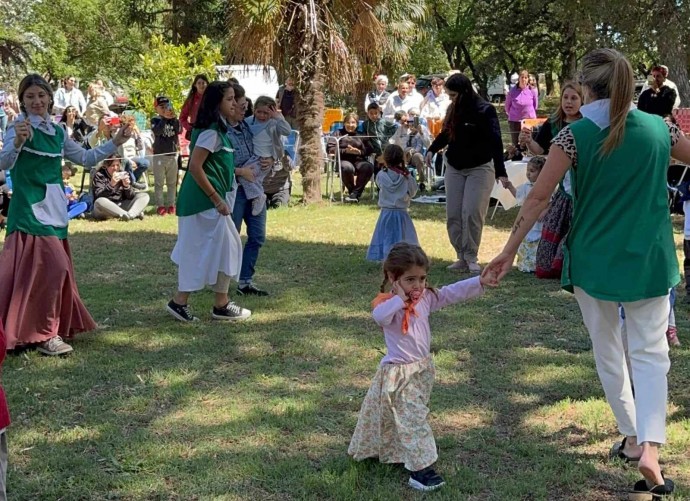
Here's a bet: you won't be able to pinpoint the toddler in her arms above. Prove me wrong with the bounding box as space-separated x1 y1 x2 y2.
244 96 292 216
504 156 546 272
366 144 419 261
349 242 496 491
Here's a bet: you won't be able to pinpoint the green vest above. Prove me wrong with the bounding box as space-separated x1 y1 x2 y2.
562 110 679 301
7 125 69 239
176 125 235 217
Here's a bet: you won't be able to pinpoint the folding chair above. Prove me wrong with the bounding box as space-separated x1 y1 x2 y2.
668 163 690 214
669 109 690 213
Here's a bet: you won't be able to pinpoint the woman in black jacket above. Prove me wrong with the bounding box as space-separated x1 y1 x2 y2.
59 105 92 145
327 112 374 203
426 73 509 274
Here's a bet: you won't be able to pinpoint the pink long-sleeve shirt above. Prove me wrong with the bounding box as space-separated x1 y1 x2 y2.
505 85 538 122
372 276 484 365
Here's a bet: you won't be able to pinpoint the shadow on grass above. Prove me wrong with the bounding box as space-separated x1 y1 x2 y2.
4 230 687 500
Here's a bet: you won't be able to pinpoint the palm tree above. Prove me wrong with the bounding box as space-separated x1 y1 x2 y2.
227 0 390 203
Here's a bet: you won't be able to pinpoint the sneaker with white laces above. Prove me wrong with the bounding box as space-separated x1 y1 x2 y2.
36 336 73 356
212 302 251 321
166 300 200 322
408 466 445 491
251 193 267 216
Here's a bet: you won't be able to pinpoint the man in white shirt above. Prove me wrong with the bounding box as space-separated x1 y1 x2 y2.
420 77 450 119
382 79 417 121
53 76 87 115
404 74 424 109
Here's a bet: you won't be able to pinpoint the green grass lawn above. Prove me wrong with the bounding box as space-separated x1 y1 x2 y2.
1 175 689 500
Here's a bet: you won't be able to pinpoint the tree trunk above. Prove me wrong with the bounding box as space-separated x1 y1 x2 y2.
545 72 554 96
297 76 325 203
558 24 577 85
655 1 690 106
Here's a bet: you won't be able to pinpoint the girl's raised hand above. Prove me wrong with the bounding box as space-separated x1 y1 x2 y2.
13 119 32 149
391 280 408 301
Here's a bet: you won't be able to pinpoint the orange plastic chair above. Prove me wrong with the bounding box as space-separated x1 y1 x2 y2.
520 118 548 130
322 108 344 134
428 117 443 137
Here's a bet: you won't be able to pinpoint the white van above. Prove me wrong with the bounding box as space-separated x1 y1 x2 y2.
215 65 280 104
486 75 509 103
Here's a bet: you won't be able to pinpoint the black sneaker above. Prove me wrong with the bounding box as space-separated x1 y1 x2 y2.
236 284 269 296
344 194 359 203
212 301 251 321
166 300 199 322
408 467 445 491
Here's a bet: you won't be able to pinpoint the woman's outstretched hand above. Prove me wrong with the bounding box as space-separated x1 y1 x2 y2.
481 251 515 285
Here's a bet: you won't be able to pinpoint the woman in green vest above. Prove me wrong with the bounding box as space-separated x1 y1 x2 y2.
0 74 131 356
167 81 250 323
483 49 690 497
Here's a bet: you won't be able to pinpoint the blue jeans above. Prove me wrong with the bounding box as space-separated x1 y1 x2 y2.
124 157 150 182
231 185 266 283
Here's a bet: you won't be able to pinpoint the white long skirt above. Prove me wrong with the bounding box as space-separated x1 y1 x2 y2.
171 203 243 292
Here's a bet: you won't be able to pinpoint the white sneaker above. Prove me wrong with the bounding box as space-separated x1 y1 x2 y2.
251 193 267 216
37 336 73 356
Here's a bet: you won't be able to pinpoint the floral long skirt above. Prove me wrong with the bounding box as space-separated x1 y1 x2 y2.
348 356 437 472
535 190 573 278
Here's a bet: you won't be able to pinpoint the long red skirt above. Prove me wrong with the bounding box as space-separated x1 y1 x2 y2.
0 232 97 349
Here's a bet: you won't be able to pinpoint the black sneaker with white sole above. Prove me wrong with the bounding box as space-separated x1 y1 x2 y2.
408 466 445 491
212 301 251 321
236 284 269 296
166 300 200 322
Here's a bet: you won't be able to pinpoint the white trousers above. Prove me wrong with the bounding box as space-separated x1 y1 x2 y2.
574 287 670 444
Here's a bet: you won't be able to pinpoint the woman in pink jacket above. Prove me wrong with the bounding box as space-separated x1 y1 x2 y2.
505 70 538 145
180 74 209 140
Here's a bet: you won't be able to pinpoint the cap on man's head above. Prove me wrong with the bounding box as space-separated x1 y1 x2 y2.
155 96 170 107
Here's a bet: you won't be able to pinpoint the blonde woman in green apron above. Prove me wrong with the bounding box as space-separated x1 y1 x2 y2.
0 74 131 356
483 50 690 498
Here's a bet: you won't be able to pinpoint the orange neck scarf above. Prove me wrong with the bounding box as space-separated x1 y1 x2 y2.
372 293 419 335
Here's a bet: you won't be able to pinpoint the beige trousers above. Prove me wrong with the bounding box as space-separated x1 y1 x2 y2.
153 154 178 207
575 287 670 444
444 160 495 263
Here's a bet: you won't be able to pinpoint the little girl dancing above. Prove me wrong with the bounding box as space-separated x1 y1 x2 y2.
366 144 419 262
348 242 496 491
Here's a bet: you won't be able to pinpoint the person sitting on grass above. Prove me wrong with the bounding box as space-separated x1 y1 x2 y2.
349 242 495 491
92 155 149 221
62 163 88 219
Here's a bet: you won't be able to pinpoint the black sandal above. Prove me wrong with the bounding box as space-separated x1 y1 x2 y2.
610 437 641 464
628 477 675 500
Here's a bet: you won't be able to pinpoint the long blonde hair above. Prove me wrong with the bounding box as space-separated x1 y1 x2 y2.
579 49 634 155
